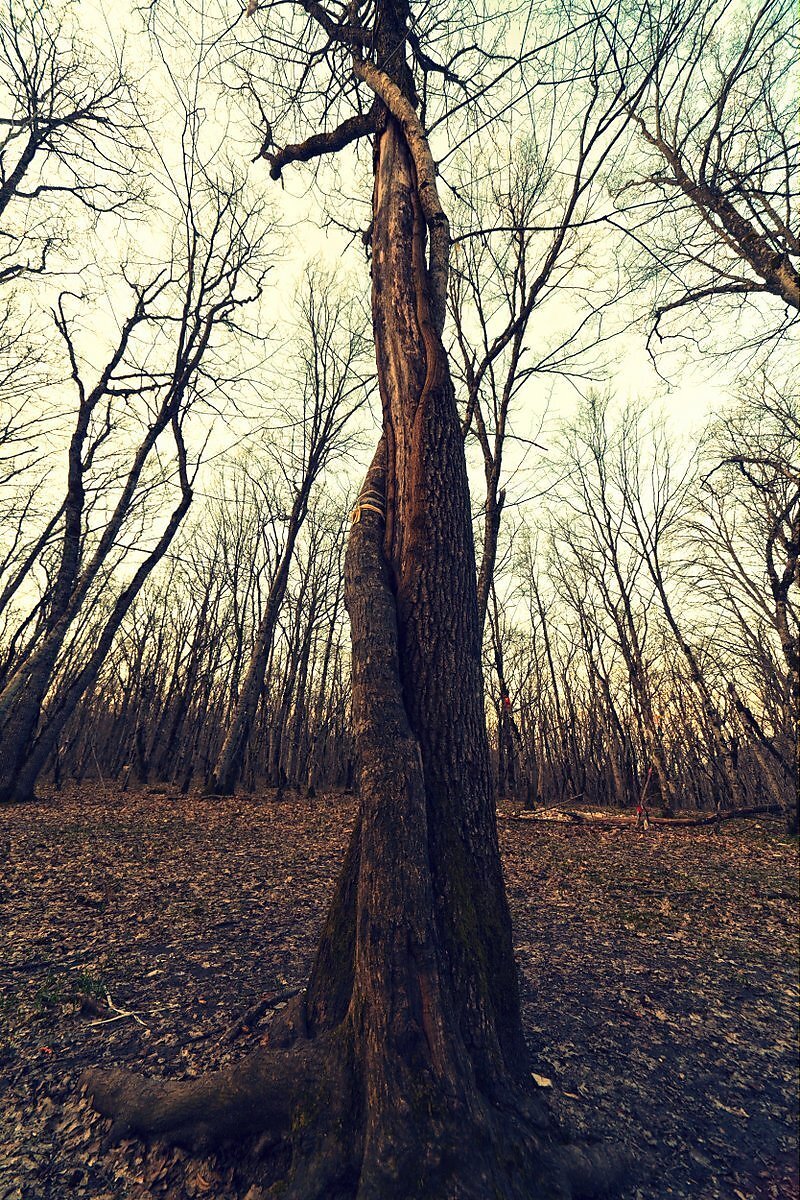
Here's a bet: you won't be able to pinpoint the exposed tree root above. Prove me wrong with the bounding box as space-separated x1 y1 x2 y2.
218 987 303 1045
83 1028 627 1199
83 1040 322 1150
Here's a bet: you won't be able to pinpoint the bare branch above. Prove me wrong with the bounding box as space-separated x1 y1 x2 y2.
258 104 378 175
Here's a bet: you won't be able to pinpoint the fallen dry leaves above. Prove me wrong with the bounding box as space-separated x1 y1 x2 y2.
0 785 797 1200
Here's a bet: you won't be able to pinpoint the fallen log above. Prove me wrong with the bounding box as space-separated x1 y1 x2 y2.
498 804 782 829
653 804 781 828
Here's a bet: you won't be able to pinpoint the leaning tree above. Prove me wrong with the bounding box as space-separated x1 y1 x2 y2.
595 0 799 356
85 2 623 1196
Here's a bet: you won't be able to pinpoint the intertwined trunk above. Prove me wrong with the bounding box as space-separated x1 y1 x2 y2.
369 115 528 1077
83 73 622 1200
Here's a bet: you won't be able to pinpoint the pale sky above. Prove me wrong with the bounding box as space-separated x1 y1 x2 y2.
7 0 772 533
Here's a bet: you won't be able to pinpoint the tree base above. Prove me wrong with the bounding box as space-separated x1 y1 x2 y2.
0 790 43 806
83 1011 627 1200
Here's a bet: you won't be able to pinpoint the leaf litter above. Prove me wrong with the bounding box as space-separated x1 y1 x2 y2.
0 785 797 1200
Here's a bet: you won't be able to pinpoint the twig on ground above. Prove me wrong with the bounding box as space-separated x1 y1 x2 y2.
88 989 150 1028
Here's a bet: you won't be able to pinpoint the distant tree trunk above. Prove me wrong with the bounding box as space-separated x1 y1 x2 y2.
730 684 798 836
640 541 746 811
266 586 309 795
209 490 308 795
9 475 193 801
284 617 315 788
487 591 518 801
149 590 212 780
305 574 342 795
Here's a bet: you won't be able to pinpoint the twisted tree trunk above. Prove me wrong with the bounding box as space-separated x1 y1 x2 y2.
83 89 623 1200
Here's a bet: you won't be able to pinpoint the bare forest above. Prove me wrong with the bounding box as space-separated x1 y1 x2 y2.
0 0 797 1198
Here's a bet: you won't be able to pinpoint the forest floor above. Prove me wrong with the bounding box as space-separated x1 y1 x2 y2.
0 786 797 1200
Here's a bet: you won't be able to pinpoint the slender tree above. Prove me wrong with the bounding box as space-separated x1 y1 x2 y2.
208 268 369 795
613 406 747 811
0 164 271 804
698 379 799 831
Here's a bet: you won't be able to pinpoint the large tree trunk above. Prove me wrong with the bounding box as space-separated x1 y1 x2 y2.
83 95 622 1200
85 439 616 1197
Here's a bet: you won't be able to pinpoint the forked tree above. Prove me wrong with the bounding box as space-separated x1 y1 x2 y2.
85 3 622 1197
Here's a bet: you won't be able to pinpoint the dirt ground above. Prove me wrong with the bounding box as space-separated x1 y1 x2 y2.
1 786 798 1200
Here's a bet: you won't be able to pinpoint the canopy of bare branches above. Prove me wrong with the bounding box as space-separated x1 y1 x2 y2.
0 0 796 1197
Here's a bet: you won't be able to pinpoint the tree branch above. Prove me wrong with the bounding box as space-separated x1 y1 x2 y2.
293 0 368 46
650 281 764 344
258 105 378 176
